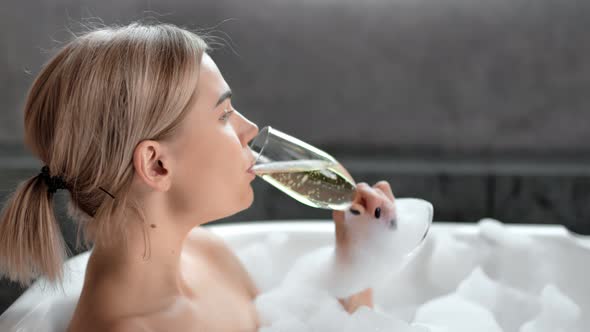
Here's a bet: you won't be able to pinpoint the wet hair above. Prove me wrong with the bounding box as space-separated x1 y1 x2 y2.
0 22 208 285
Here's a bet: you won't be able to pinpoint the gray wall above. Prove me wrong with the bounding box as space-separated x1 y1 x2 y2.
2 0 590 227
2 0 590 152
2 0 590 313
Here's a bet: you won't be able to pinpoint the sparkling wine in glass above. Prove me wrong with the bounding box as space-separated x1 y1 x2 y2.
249 127 356 211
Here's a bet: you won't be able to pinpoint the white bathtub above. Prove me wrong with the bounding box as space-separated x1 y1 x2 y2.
1 221 589 331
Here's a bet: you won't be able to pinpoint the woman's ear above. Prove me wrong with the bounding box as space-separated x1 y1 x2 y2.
132 140 172 192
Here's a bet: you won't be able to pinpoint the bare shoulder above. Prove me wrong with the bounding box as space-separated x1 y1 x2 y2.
186 226 232 255
102 297 209 332
186 226 242 266
186 227 259 297
72 307 203 332
104 318 151 332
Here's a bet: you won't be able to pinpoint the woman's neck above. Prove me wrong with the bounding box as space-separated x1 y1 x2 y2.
83 205 201 311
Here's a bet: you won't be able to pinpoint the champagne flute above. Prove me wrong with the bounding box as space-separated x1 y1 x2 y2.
249 126 432 253
249 126 356 211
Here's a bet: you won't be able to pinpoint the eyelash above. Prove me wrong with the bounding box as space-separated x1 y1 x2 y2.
220 109 234 122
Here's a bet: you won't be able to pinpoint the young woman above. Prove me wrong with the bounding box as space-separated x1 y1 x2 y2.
0 22 396 332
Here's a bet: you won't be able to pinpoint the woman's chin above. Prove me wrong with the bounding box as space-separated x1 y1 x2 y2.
226 190 255 218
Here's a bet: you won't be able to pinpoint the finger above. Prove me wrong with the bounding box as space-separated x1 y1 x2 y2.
373 182 397 227
348 183 369 215
371 186 392 204
373 181 394 202
373 187 396 221
354 183 385 219
372 187 396 219
372 184 395 213
332 209 345 223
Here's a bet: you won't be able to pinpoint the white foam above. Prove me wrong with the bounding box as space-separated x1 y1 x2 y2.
236 232 293 292
250 217 587 332
414 294 502 332
519 284 581 332
258 316 309 332
236 242 276 292
426 233 484 293
479 224 551 293
345 306 417 332
456 267 540 331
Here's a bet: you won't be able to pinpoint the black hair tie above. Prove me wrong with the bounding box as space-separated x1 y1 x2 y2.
39 166 68 194
39 166 115 199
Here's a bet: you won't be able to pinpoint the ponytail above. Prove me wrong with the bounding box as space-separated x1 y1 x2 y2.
0 173 68 286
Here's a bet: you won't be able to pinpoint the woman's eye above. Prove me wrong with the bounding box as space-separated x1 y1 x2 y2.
220 109 234 121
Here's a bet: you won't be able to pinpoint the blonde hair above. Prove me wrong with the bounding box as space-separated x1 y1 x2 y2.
0 22 208 285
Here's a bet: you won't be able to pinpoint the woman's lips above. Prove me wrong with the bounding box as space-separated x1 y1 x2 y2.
247 162 256 173
247 165 256 176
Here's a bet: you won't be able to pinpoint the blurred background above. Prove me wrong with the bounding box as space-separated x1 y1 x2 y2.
1 0 590 313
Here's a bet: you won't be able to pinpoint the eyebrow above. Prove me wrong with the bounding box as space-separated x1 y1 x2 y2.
215 89 232 107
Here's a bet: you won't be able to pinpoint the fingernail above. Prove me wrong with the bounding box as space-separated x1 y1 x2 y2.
350 208 361 215
374 207 381 219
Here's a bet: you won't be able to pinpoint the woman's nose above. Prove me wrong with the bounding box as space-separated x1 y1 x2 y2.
236 112 259 146
245 122 259 146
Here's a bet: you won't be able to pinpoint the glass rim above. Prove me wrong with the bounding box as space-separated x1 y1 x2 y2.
403 202 433 257
249 125 271 165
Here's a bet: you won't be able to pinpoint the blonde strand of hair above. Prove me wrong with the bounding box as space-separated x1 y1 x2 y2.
0 176 67 286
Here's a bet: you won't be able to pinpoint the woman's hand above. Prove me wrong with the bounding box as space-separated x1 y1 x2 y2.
332 181 397 250
331 180 396 313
